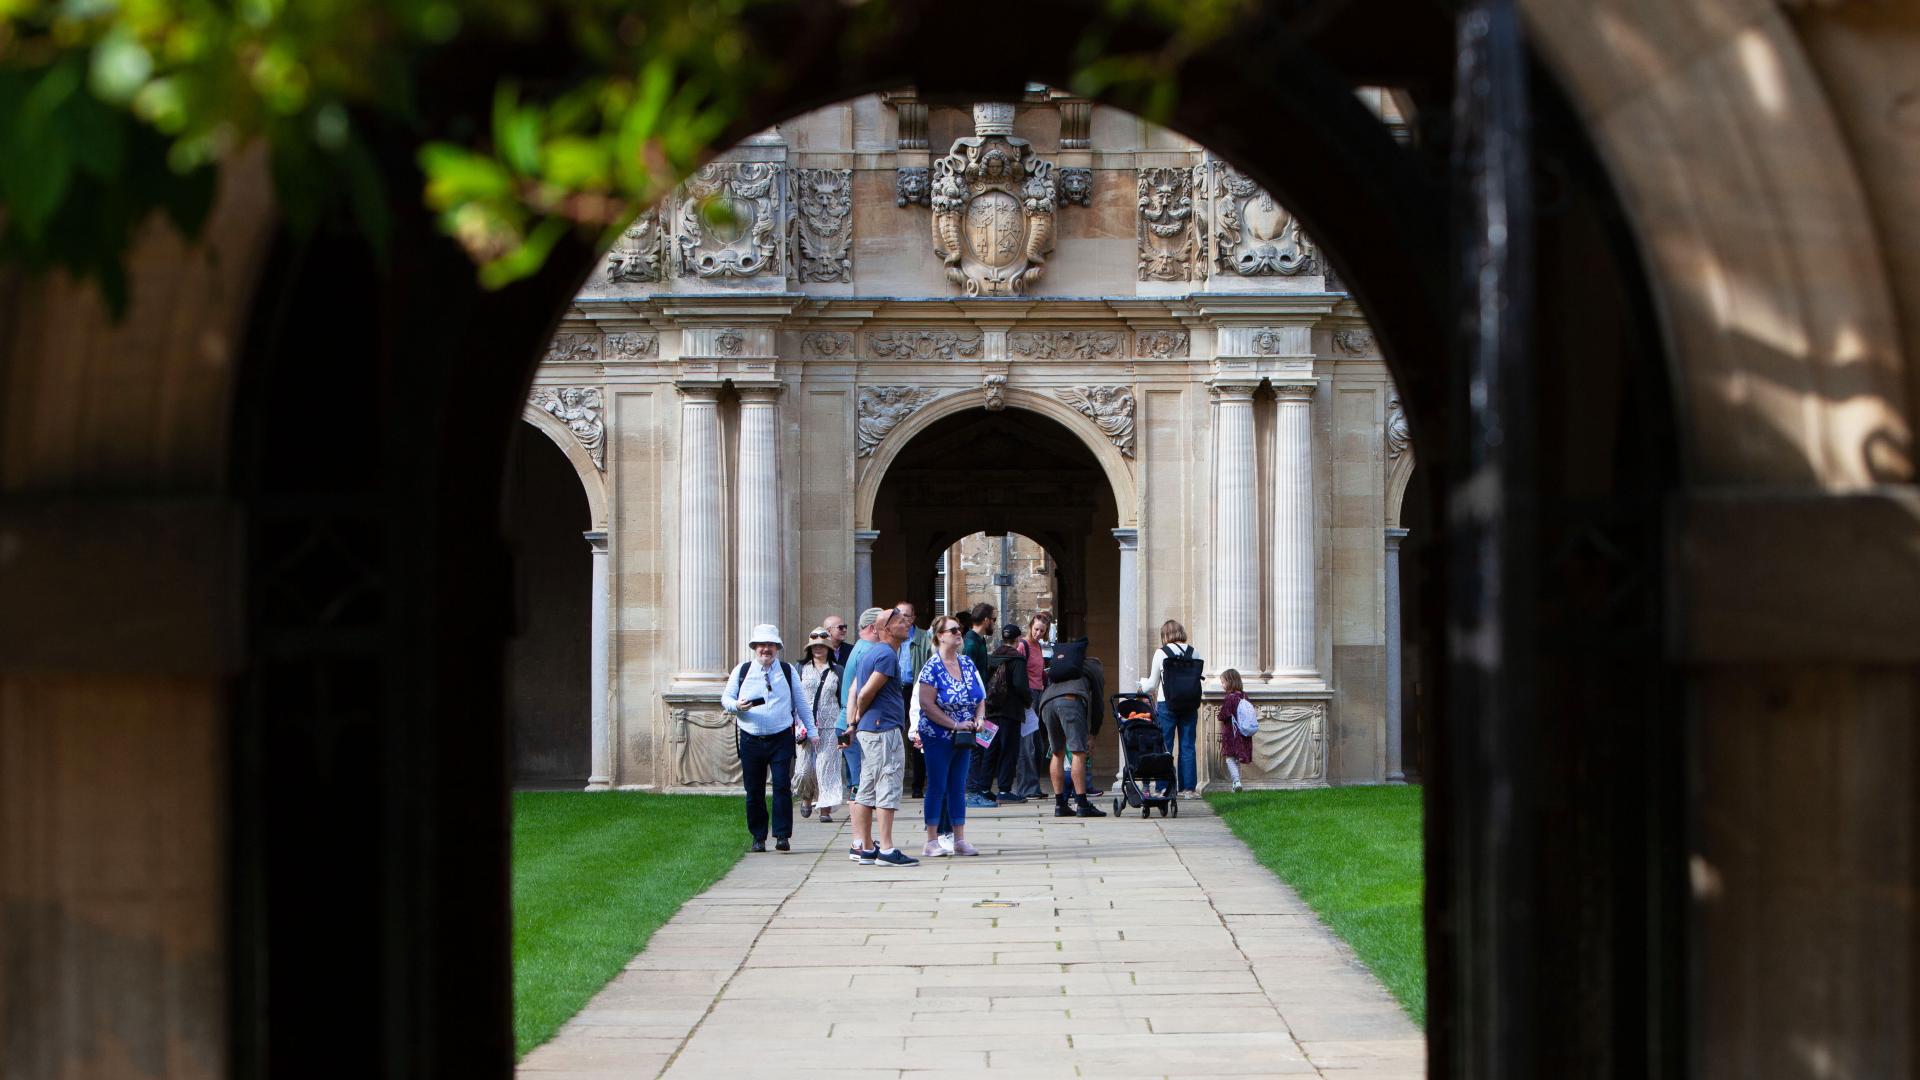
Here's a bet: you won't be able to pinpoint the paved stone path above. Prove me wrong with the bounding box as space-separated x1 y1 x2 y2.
518 797 1424 1079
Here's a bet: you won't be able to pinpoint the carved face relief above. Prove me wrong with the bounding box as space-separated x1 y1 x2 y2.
1136 167 1202 282
606 208 663 283
792 168 853 283
1056 167 1093 208
895 167 930 208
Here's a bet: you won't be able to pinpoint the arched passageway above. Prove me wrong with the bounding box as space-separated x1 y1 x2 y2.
501 424 592 787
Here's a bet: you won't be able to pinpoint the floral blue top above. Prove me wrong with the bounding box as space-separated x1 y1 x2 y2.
916 654 985 740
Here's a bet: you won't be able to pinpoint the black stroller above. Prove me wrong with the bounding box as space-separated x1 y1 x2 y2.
1113 692 1177 818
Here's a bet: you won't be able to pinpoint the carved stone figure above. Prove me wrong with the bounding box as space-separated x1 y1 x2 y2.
857 386 938 457
1057 385 1136 457
1214 163 1311 276
895 167 930 208
715 329 745 356
544 333 599 364
1386 396 1410 460
983 374 1008 412
1057 167 1093 208
676 161 782 278
1333 328 1377 355
869 330 982 360
791 168 854 283
1137 166 1203 282
1135 330 1190 358
801 332 856 357
1251 329 1287 355
530 386 606 470
671 707 742 787
606 208 663 283
1009 330 1124 360
930 103 1059 296
605 332 658 359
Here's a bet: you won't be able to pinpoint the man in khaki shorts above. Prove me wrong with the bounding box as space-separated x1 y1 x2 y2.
847 607 919 867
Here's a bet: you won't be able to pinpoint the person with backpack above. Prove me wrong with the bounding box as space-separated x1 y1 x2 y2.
1217 668 1258 793
722 624 814 852
1039 649 1109 818
1140 619 1205 797
980 623 1032 802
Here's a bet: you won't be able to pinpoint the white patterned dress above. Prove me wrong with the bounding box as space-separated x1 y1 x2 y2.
796 662 845 812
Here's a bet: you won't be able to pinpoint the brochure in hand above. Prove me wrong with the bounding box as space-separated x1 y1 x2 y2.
975 719 1000 750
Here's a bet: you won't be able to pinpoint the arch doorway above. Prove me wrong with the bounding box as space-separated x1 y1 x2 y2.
501 425 592 787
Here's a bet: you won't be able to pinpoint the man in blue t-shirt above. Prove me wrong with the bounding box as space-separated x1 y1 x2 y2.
847 607 918 867
838 607 885 799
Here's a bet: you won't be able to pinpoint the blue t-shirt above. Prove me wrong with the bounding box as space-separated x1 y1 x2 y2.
837 638 877 731
852 643 906 733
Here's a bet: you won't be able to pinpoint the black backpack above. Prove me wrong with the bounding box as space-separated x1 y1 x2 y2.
1160 644 1204 709
1049 637 1088 683
732 660 801 717
985 653 1029 712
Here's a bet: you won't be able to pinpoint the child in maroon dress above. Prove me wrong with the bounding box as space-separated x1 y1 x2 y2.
1217 668 1256 792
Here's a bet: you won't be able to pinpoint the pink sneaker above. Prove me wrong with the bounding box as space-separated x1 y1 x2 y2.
921 840 949 857
952 839 980 856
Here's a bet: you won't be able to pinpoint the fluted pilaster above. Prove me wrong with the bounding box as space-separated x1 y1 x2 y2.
584 530 612 789
1385 526 1409 782
1272 381 1318 679
1210 381 1260 675
736 383 784 651
676 383 725 679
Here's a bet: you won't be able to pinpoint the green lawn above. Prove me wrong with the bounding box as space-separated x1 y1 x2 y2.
512 791 744 1058
1206 785 1426 1024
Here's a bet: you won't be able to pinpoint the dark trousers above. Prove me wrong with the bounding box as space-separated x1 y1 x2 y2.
739 730 796 841
969 714 1022 794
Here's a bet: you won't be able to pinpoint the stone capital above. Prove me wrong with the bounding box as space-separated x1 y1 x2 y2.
1209 380 1260 402
674 381 724 402
853 529 881 551
735 382 785 404
1272 380 1318 402
1385 526 1410 550
1111 527 1139 551
582 529 609 552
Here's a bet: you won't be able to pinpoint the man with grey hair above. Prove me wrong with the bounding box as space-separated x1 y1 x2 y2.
837 607 887 816
722 624 813 851
848 607 918 866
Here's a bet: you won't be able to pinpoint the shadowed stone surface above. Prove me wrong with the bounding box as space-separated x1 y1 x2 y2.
517 798 1424 1078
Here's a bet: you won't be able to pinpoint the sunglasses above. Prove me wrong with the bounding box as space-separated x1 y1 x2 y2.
809 633 828 640
940 625 965 636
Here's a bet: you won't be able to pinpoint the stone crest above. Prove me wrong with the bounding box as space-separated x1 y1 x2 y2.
869 330 982 360
1135 330 1190 358
895 166 930 208
605 207 663 283
530 386 606 470
1214 164 1311 276
930 104 1059 296
1057 385 1136 457
1136 166 1204 282
676 161 782 278
1009 330 1124 360
791 168 854 283
544 333 600 364
856 386 938 457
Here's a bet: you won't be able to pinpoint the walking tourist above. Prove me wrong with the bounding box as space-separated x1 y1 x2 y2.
1140 619 1205 797
982 623 1031 802
721 624 813 852
849 608 919 867
961 603 1000 808
894 601 934 797
917 615 988 857
799 627 845 821
823 613 853 667
840 607 887 798
1039 651 1109 818
1013 612 1052 798
1217 668 1257 793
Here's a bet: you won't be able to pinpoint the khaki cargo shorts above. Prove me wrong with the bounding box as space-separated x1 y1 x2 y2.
855 728 905 810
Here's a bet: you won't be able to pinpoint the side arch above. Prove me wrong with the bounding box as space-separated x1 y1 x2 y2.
1387 453 1415 529
521 404 609 530
854 386 1138 530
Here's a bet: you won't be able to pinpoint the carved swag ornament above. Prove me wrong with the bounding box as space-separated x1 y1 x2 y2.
930 104 1060 296
1214 163 1311 276
791 168 853 283
856 386 938 458
1137 166 1204 282
530 387 606 470
869 330 981 360
1009 330 1123 360
1057 385 1136 458
676 161 781 278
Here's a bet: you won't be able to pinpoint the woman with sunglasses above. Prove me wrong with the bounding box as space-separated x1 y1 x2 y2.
915 615 988 857
798 627 846 822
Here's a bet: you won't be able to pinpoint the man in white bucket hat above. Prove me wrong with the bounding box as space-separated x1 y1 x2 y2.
722 624 813 852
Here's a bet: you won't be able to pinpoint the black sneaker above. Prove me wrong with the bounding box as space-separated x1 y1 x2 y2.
1053 797 1075 818
850 845 878 864
873 848 920 867
775 838 791 852
997 791 1029 803
1075 798 1109 818
751 839 767 852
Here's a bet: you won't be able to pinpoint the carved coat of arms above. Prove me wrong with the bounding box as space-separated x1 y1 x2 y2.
930 103 1059 296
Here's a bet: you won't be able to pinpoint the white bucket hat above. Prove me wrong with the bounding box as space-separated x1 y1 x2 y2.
746 623 784 649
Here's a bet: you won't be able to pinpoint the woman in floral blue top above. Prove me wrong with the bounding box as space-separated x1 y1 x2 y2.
915 614 987 857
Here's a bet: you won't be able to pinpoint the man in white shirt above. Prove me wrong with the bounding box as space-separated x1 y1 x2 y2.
722 624 813 852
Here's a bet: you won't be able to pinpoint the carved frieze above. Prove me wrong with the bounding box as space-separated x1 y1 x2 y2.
895 167 930 208
857 386 938 458
1333 328 1377 355
675 161 782 278
1009 330 1124 360
671 707 742 787
1214 163 1311 276
1249 702 1327 783
1386 396 1410 460
983 374 1008 412
606 208 664 283
544 333 600 364
1137 166 1204 282
1056 167 1093 208
869 330 982 360
529 386 606 470
1135 330 1191 358
605 332 658 359
930 103 1059 296
801 332 857 357
791 168 853 283
1057 385 1136 457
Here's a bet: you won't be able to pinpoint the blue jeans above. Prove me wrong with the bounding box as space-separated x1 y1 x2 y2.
842 731 862 794
921 735 971 828
1155 702 1198 793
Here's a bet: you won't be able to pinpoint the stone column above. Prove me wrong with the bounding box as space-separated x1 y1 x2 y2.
583 530 612 790
676 383 726 680
1385 526 1410 782
854 530 880 617
1112 528 1140 690
1210 381 1260 674
1272 381 1318 679
735 383 783 648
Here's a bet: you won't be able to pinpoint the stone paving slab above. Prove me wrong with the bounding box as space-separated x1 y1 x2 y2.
518 797 1424 1079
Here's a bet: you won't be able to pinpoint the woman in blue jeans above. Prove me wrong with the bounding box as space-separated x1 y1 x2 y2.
916 615 987 857
1139 619 1200 795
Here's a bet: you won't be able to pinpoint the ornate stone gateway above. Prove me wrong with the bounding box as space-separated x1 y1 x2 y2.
929 103 1061 296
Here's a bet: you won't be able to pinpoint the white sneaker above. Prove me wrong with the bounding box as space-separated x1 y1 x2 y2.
938 832 956 854
1179 789 1199 799
1232 781 1243 793
921 840 949 857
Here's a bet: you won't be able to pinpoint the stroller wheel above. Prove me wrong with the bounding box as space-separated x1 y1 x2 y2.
1113 797 1123 816
1157 802 1168 817
1141 804 1151 819
1170 799 1179 818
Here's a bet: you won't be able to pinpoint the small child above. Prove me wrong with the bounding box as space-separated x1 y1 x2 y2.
1217 668 1257 792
